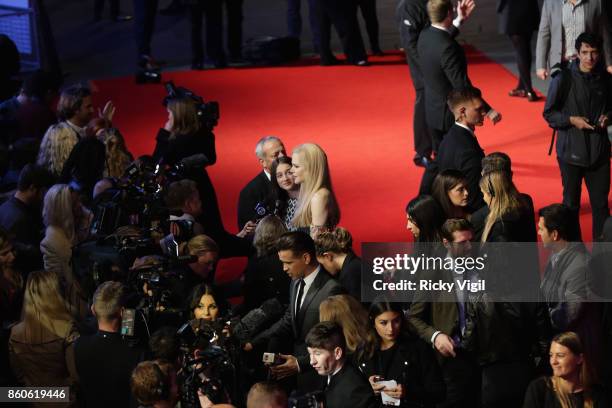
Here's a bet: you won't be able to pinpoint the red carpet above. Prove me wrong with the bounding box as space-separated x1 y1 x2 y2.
92 50 608 280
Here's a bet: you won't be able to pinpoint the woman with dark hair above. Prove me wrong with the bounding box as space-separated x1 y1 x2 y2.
270 156 300 231
432 169 470 219
361 299 445 407
188 283 228 322
405 195 445 243
523 332 609 408
60 136 107 204
0 229 22 326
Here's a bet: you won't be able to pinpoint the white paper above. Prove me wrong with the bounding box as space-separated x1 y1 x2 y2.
377 380 401 406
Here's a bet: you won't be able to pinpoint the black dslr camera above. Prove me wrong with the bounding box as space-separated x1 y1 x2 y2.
163 81 220 131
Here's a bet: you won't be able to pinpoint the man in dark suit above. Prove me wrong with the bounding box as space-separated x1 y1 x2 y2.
417 0 501 153
74 282 145 408
421 87 487 211
237 136 286 230
248 231 345 393
306 321 380 408
397 0 475 166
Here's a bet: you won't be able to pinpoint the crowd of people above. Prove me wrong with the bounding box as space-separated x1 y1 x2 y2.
0 0 611 407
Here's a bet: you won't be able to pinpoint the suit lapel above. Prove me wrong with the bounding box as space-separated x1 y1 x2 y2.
290 279 300 335
297 270 327 327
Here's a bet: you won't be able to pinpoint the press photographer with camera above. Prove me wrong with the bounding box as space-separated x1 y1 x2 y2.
153 84 253 258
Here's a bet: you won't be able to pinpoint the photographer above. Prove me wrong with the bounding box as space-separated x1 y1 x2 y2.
165 178 205 237
153 93 252 258
74 281 146 408
543 32 612 241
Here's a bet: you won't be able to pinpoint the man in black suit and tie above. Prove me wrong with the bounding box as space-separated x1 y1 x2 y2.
417 0 501 154
237 136 286 229
247 231 345 393
421 87 487 211
306 321 380 408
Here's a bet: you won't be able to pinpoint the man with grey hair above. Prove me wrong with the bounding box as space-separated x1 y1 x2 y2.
74 281 145 408
237 136 286 229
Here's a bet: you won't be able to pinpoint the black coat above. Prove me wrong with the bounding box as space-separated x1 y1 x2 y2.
237 171 275 230
239 251 291 315
417 27 489 132
360 336 446 408
436 124 485 211
325 363 381 408
74 331 145 408
496 0 540 35
339 251 362 301
0 196 44 272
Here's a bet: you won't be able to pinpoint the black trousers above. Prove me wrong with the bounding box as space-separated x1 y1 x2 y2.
404 50 432 158
356 0 380 52
94 0 119 19
312 0 367 63
191 0 243 64
438 350 481 408
558 158 611 240
509 32 534 92
133 0 158 57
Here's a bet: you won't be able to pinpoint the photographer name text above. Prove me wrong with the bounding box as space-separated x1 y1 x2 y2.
372 279 486 293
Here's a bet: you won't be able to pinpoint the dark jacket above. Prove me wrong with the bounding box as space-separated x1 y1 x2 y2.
74 330 145 408
417 28 490 132
239 251 291 315
523 377 610 408
472 193 535 242
543 60 612 168
436 124 485 211
237 171 275 230
325 363 381 408
496 0 540 35
360 335 446 407
338 251 362 301
0 196 44 272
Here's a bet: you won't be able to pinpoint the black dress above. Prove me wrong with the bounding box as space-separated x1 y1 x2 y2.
360 335 446 408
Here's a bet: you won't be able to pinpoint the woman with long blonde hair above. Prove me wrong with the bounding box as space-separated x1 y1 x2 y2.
41 184 89 319
479 170 533 243
319 294 377 365
291 143 340 238
37 122 79 179
8 270 78 407
523 332 607 408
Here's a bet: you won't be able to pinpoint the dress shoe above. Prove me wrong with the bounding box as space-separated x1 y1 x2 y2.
526 91 540 102
354 59 369 67
320 56 341 66
413 154 432 168
508 88 527 97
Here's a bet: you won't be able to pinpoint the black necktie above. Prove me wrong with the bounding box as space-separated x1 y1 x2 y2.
295 279 305 316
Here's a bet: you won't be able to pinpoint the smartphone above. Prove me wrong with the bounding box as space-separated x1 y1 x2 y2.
262 352 283 366
121 308 136 337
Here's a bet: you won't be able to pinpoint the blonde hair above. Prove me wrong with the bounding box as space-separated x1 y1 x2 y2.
167 97 200 138
37 123 79 177
315 227 352 256
92 281 125 320
43 184 75 243
291 143 340 228
187 234 219 256
319 295 377 363
253 215 287 257
549 332 594 408
427 0 452 23
479 171 524 243
22 270 73 338
102 129 133 178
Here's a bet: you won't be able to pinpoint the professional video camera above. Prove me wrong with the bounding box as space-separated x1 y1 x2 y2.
177 319 237 408
163 81 220 131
